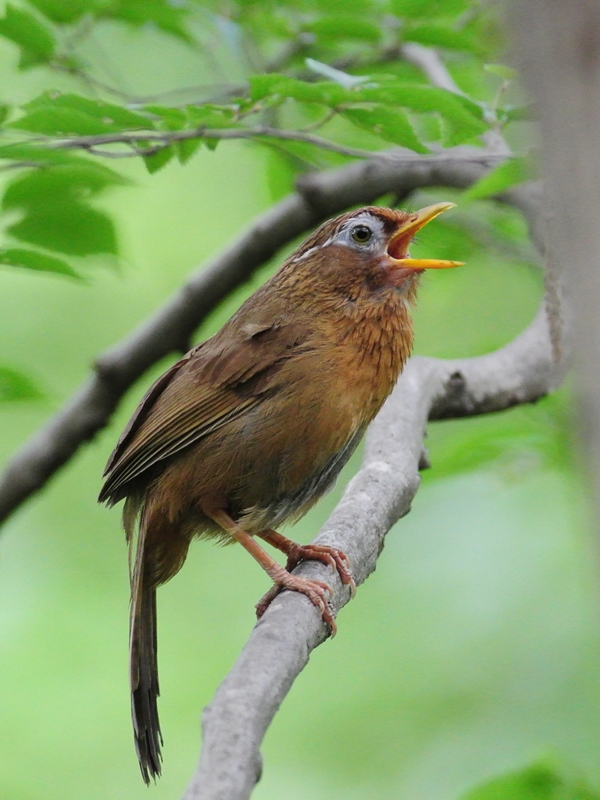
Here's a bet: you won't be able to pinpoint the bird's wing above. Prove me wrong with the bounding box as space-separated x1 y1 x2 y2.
98 321 311 504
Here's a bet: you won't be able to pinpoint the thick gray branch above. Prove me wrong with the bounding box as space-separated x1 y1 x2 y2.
183 304 562 800
0 148 503 525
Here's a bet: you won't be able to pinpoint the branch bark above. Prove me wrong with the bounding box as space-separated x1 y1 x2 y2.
0 148 504 526
183 301 563 800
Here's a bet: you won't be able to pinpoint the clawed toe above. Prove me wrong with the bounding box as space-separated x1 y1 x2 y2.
286 544 356 598
255 571 337 635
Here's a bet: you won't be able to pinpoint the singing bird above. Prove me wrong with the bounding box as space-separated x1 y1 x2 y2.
99 202 463 782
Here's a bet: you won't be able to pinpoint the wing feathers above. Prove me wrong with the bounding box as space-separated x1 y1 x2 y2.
99 320 313 504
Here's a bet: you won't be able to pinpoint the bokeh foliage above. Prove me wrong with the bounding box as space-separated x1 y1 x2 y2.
0 1 595 799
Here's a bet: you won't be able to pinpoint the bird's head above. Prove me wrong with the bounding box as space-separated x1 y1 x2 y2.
281 203 463 305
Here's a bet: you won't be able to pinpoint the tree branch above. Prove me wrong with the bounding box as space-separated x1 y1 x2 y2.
23 126 504 164
182 300 564 800
0 148 505 526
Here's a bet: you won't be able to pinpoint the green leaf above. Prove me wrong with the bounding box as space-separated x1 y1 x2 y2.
11 92 153 136
264 146 299 202
463 157 533 201
28 0 95 24
459 764 600 800
0 104 10 126
391 0 469 18
342 106 428 152
7 203 117 256
144 105 187 130
357 83 486 144
249 74 348 107
0 248 80 278
0 366 44 402
98 0 193 44
185 104 237 128
304 14 381 43
0 4 56 69
3 162 128 210
0 143 78 164
403 21 479 53
175 138 201 165
143 145 174 174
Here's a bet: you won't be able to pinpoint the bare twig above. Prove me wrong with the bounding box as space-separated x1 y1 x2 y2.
38 125 382 160
183 300 563 800
20 125 503 164
0 148 506 526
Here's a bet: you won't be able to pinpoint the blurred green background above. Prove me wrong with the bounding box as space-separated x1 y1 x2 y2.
1 2 599 799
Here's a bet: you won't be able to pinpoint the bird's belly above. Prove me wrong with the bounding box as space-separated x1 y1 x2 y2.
239 423 365 532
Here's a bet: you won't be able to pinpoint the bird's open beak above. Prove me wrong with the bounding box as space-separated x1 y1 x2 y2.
387 202 465 270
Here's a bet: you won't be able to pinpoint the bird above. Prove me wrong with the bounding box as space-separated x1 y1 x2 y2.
99 202 463 783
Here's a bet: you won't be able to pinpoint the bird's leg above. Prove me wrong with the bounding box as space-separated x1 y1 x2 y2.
206 509 337 635
257 528 356 598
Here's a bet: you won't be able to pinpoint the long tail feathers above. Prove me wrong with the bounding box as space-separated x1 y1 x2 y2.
129 524 162 783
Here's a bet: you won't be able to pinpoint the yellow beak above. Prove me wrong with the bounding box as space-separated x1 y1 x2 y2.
387 202 465 270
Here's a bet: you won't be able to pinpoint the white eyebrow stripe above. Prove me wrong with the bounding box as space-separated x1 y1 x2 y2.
289 237 336 263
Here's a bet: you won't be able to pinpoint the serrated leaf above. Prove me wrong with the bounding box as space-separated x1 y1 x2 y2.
11 92 153 136
175 138 201 165
357 83 486 143
3 162 128 211
28 0 94 24
0 143 78 164
403 21 479 53
0 247 80 278
8 203 117 256
250 74 348 107
342 106 428 152
463 157 533 201
143 145 174 173
185 104 237 128
0 366 44 402
0 4 56 69
144 105 187 130
305 14 381 43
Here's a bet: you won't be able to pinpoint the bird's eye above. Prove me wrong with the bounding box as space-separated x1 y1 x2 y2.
351 225 373 244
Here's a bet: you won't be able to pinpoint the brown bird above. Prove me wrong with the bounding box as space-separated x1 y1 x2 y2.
99 202 463 782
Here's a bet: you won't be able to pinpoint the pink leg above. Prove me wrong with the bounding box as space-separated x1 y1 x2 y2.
258 528 356 597
206 510 337 635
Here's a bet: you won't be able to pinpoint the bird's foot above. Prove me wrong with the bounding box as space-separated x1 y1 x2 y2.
255 567 337 635
284 543 356 598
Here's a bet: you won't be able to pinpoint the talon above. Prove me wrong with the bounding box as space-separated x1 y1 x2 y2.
286 543 356 599
256 570 337 635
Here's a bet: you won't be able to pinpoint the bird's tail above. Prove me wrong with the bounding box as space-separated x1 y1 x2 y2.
127 498 192 783
130 539 162 784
